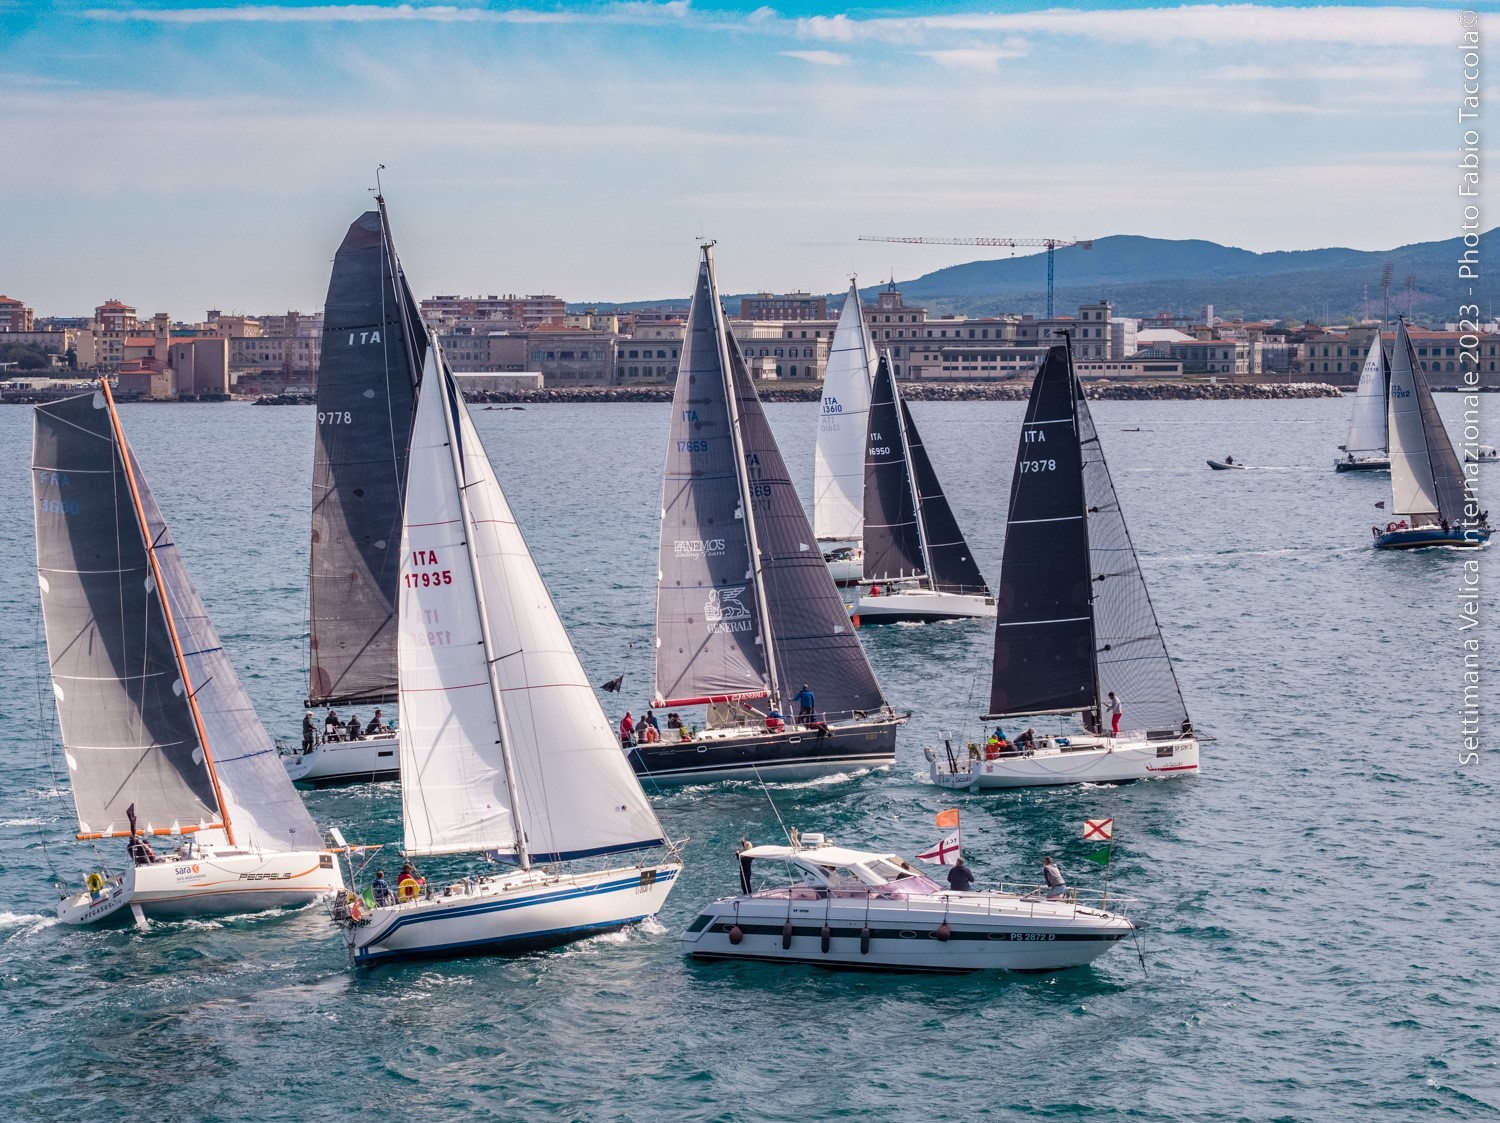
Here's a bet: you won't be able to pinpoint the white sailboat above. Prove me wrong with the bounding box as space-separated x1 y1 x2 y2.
853 352 995 624
926 339 1200 789
34 384 344 924
337 343 679 965
814 280 877 586
1335 334 1390 472
1372 321 1491 549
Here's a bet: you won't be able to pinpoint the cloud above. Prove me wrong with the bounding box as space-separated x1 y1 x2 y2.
83 1 693 25
780 49 851 66
919 42 1028 72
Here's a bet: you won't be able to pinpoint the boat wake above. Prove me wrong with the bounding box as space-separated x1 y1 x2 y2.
0 911 59 934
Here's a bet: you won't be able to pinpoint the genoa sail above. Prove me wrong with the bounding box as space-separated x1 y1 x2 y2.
862 354 926 582
308 201 426 708
813 280 876 543
1343 335 1388 458
1388 321 1466 526
989 347 1096 720
903 398 987 596
401 347 666 861
654 250 770 709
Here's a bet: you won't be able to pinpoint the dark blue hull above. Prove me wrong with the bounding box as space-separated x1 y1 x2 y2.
627 719 901 785
1374 527 1491 550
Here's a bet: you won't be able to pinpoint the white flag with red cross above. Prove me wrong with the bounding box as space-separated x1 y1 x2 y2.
1083 818 1114 841
917 832 961 866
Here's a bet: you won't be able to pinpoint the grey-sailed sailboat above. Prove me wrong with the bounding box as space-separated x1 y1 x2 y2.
35 383 344 925
926 339 1200 789
853 351 994 623
626 245 906 785
284 197 426 785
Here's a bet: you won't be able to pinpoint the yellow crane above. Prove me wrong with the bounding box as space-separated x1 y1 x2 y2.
858 235 1094 318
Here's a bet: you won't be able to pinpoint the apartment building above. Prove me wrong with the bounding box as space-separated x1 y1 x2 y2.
0 295 34 333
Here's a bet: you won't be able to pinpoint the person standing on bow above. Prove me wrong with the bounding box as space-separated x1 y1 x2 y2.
794 684 816 725
1106 692 1123 737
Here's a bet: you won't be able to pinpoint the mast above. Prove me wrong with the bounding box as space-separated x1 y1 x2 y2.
102 379 235 846
707 244 783 710
433 352 531 870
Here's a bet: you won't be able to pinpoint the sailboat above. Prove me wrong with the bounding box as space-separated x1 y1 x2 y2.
926 339 1200 789
1373 320 1490 549
336 342 679 965
35 383 344 925
284 199 426 785
853 352 995 624
814 280 877 586
1335 334 1390 472
626 245 906 786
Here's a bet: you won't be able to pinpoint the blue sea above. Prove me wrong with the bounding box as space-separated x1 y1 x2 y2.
0 396 1493 1121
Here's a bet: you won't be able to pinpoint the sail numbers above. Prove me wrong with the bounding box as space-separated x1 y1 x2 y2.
1019 459 1057 473
405 549 452 587
318 411 353 424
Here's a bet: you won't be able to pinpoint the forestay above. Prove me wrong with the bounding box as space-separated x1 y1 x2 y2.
1388 321 1466 525
655 252 769 709
1344 335 1388 457
33 391 222 839
402 349 665 862
989 347 1096 720
813 280 876 543
309 202 426 708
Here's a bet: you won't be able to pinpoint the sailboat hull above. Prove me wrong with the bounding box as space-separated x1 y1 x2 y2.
1334 457 1390 472
826 554 864 586
854 588 995 624
928 735 1199 789
1374 527 1490 550
58 850 344 922
344 863 680 966
283 732 400 786
628 717 902 786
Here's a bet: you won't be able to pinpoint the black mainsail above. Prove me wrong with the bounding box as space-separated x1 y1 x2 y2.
655 245 885 719
307 199 426 707
864 353 987 595
990 341 1188 735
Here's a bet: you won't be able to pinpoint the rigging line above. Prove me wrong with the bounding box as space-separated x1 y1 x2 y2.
750 762 793 847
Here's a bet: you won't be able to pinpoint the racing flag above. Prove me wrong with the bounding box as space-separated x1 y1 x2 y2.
1083 818 1113 841
917 832 961 866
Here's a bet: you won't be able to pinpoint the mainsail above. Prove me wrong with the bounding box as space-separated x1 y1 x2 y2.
34 388 321 850
1388 321 1467 526
863 354 926 582
308 200 426 708
1344 335 1388 458
813 280 876 543
400 347 666 862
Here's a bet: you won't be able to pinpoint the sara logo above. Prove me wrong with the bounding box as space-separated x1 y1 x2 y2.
674 538 726 558
175 864 202 879
704 586 751 633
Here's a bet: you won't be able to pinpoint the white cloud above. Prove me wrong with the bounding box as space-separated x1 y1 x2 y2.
780 49 851 66
919 43 1028 72
84 1 695 24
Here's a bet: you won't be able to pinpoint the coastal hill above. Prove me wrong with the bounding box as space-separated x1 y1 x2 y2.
579 230 1495 323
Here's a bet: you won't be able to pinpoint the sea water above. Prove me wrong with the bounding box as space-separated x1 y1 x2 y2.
0 397 1493 1121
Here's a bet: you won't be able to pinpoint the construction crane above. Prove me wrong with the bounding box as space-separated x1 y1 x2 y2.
859 236 1094 318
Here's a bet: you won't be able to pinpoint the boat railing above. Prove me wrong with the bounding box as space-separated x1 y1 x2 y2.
660 706 904 741
750 881 1132 919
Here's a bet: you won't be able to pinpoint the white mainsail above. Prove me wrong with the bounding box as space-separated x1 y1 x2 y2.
813 280 876 543
1387 323 1440 521
399 346 666 862
1344 335 1387 457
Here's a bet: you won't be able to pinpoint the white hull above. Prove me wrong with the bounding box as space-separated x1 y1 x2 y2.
821 541 864 586
854 588 995 624
283 731 400 785
56 848 344 923
682 889 1132 973
345 861 681 965
929 734 1199 789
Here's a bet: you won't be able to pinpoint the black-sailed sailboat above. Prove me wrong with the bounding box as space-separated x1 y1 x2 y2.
926 338 1200 789
284 198 427 784
853 352 994 623
1373 320 1490 549
626 245 906 785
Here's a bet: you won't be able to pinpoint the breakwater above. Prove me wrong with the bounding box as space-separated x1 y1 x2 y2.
251 381 1345 406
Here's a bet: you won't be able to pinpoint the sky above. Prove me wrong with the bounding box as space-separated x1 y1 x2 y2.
0 0 1483 316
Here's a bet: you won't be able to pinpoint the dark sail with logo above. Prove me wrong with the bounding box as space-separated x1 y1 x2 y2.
989 345 1095 719
862 355 926 582
728 336 886 718
654 249 768 708
308 200 426 707
33 390 222 838
904 398 987 595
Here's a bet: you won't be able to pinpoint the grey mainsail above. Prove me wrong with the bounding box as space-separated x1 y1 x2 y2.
33 390 223 839
728 335 885 718
989 346 1096 720
862 355 926 582
903 398 987 595
308 200 426 707
1387 321 1468 526
655 251 769 708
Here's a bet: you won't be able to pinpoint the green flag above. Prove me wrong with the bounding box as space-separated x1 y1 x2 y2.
1084 846 1112 866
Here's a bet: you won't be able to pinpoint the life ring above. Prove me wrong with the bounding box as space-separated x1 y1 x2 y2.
85 871 105 894
398 878 420 902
